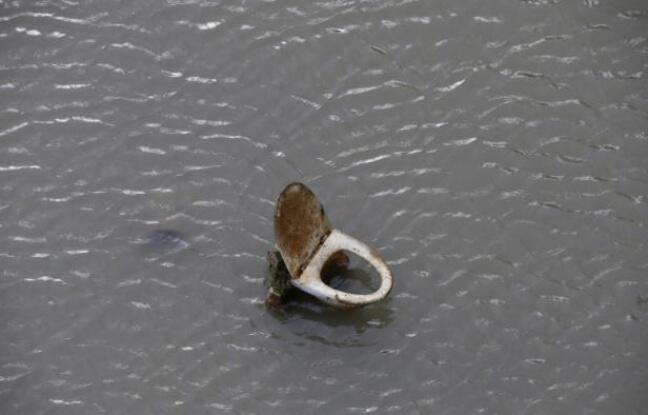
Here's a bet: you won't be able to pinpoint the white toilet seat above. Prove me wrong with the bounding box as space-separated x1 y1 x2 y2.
290 229 393 308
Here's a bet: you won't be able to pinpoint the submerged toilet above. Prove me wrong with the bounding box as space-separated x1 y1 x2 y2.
272 182 393 308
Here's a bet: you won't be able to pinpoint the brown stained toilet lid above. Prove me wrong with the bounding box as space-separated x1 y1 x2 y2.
274 183 332 279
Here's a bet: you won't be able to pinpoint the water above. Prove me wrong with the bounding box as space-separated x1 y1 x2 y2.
1 0 647 413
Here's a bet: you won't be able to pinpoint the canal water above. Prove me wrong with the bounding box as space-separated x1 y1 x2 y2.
1 0 647 413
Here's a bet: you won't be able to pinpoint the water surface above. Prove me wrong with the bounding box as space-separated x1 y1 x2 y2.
1 0 647 413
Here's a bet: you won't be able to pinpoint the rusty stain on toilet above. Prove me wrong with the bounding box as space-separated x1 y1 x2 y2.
274 182 331 279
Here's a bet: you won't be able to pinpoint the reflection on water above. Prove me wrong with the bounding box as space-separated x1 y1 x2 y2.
326 265 380 295
276 291 395 347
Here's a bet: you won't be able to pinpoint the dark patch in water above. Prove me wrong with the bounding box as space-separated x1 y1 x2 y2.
147 229 185 247
142 229 191 258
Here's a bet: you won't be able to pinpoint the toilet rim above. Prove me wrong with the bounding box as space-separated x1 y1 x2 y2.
289 229 393 308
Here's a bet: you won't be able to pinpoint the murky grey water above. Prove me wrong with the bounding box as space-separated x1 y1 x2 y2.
2 0 648 413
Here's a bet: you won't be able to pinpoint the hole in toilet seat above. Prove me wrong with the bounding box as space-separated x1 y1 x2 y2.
321 249 381 295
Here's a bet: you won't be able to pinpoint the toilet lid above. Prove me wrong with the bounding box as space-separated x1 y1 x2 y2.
274 182 331 279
